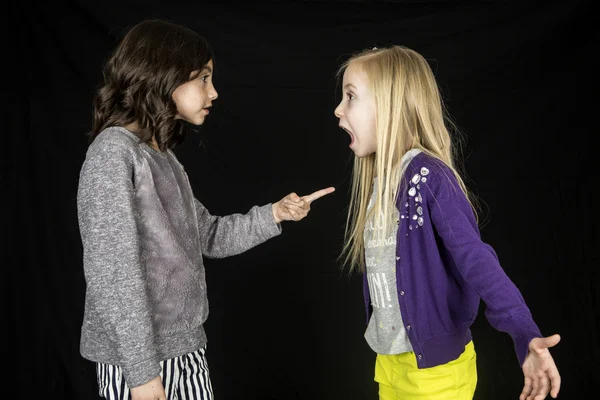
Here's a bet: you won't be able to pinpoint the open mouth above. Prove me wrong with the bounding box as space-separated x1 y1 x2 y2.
340 126 355 145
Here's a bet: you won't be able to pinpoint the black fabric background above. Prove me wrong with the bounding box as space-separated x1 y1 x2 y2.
5 1 597 399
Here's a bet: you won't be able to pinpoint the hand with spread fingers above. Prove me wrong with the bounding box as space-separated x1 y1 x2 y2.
272 187 335 223
520 334 561 400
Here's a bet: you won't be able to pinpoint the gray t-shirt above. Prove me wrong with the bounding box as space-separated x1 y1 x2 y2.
77 127 281 387
364 149 422 355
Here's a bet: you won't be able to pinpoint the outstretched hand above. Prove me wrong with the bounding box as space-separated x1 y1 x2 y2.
520 334 561 400
272 187 335 223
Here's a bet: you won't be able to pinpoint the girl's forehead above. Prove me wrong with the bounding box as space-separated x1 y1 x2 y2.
344 63 367 87
199 59 214 72
190 59 214 76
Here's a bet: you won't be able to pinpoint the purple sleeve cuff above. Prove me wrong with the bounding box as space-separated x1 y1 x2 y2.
506 313 543 366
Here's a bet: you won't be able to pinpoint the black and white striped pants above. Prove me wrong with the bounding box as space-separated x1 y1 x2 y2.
96 347 214 400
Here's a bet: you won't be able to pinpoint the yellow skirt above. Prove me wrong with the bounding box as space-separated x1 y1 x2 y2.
375 341 477 400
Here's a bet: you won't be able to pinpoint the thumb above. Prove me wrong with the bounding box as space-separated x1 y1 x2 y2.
534 334 561 350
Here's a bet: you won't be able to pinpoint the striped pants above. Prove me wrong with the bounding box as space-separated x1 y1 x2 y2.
96 347 214 400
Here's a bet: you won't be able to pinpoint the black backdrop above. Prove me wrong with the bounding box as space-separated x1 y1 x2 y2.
6 1 597 399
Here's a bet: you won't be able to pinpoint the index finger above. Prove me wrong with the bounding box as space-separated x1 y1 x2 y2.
303 187 335 203
548 367 561 398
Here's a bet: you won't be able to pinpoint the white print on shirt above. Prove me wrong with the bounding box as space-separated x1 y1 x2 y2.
365 184 398 309
365 209 397 249
367 272 393 308
365 235 396 249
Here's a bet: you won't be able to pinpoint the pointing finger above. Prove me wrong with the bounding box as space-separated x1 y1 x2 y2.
303 187 335 203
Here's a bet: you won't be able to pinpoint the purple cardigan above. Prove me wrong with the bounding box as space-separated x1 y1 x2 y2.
363 152 542 368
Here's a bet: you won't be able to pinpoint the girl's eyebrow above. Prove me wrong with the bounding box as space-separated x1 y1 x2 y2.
202 66 212 73
344 83 357 90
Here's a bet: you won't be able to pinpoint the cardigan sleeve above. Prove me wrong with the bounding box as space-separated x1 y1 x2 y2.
422 160 542 366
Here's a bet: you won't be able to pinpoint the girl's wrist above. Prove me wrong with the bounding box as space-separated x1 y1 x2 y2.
272 203 282 224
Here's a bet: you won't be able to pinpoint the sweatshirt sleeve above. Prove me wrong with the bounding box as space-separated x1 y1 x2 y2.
423 160 542 366
77 137 160 387
193 199 282 258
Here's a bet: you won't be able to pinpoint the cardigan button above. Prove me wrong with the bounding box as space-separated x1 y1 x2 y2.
399 291 405 296
396 256 400 261
406 324 411 330
417 354 423 360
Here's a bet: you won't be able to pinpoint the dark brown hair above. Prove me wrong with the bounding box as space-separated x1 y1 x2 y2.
90 19 214 150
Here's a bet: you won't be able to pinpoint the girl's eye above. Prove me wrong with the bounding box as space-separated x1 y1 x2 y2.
201 75 210 82
346 92 355 101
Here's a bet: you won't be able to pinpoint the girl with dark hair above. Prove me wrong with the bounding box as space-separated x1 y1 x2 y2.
77 19 334 400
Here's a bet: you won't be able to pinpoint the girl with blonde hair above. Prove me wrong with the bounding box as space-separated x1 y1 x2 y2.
335 45 560 400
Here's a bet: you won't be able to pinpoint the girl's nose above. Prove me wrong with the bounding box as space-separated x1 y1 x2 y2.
334 103 343 118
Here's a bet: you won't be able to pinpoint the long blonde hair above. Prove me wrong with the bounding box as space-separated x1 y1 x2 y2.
339 46 477 274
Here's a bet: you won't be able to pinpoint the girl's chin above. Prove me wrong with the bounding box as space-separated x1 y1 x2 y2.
353 149 375 158
185 116 206 126
349 144 367 157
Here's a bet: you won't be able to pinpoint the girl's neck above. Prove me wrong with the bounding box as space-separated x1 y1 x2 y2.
122 121 160 151
123 121 139 133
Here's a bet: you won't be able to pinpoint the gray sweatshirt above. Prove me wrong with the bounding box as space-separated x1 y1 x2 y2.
77 127 281 387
